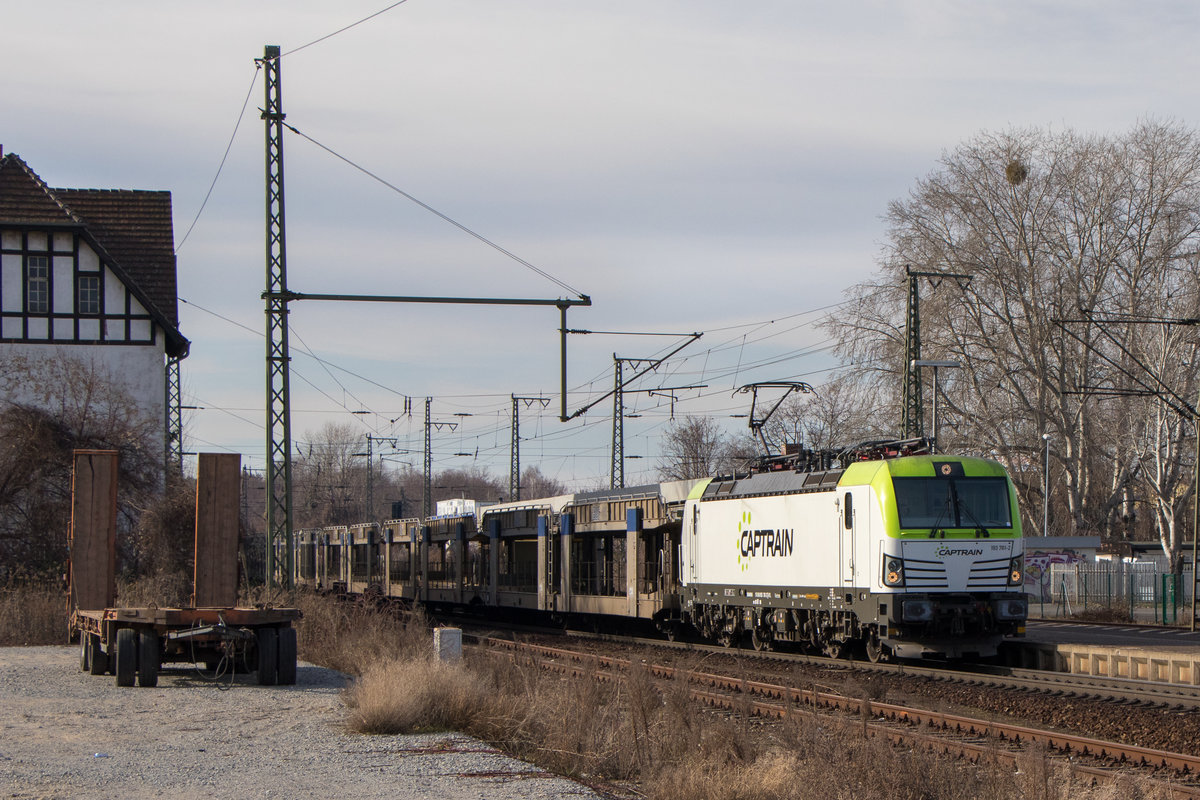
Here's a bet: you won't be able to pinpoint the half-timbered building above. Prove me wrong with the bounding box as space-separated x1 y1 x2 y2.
0 150 189 463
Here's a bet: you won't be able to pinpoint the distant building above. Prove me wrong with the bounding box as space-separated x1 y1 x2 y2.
0 150 189 464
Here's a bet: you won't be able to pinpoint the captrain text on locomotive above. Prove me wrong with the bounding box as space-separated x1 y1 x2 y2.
291 443 1027 660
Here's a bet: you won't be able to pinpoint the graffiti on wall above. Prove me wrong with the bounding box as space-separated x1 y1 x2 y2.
1025 549 1087 601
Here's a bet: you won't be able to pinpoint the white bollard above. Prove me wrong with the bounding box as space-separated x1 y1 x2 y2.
434 627 462 663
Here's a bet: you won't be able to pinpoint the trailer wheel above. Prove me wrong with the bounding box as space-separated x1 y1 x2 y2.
256 627 278 686
114 628 137 687
137 630 160 687
80 635 90 672
88 634 109 675
276 626 297 686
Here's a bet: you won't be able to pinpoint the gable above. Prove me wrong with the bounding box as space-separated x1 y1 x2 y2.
0 153 188 358
0 231 156 345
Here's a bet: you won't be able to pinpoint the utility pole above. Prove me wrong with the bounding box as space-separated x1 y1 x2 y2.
611 357 625 489
257 44 588 584
423 398 431 519
511 395 549 500
422 399 459 518
260 44 294 590
165 356 184 473
354 434 398 521
610 356 705 488
901 267 970 440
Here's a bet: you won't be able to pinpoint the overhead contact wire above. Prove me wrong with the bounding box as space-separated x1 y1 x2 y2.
281 122 586 299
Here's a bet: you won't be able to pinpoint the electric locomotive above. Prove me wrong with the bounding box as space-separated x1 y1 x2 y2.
680 450 1027 660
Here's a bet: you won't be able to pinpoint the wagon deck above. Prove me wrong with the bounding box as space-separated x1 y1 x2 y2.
74 605 301 688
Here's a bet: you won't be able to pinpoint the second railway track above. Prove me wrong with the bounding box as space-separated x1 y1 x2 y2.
472 635 1200 797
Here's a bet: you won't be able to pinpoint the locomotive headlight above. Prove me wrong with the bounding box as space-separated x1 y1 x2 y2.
1007 557 1024 586
900 598 933 622
883 556 905 587
993 595 1028 621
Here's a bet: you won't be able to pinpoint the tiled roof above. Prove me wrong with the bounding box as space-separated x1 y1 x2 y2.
0 153 188 357
56 189 179 327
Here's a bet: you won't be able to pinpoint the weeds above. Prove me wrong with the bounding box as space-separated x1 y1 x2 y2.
317 595 1174 800
0 580 67 646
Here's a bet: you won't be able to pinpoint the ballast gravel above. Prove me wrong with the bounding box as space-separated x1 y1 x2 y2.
0 646 602 800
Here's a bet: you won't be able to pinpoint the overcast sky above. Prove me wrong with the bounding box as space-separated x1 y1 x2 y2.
4 1 1199 490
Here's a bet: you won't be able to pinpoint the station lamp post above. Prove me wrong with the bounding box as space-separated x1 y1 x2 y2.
912 360 960 454
1042 433 1051 537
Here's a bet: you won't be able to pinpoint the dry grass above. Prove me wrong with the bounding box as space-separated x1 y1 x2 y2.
308 593 1176 800
1069 604 1134 624
292 592 430 676
344 654 486 734
0 581 68 646
115 571 192 608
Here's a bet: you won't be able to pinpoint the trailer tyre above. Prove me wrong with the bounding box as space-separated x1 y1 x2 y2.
256 627 278 686
80 635 90 672
277 626 297 686
87 634 109 675
137 630 160 687
114 628 137 687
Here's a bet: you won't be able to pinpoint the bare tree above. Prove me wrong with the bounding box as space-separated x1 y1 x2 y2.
657 416 740 480
518 466 568 499
292 422 367 527
829 120 1200 559
0 353 167 581
761 373 889 454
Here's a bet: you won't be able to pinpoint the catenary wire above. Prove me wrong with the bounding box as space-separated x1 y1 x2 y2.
281 121 586 299
280 1 412 58
175 67 261 254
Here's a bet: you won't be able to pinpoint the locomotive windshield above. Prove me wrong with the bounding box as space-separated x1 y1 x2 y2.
893 477 1012 530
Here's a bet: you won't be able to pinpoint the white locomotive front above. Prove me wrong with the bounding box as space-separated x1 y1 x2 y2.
681 454 1027 660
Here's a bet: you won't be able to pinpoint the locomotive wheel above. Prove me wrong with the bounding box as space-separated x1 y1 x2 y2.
824 640 847 660
751 626 772 652
865 636 887 664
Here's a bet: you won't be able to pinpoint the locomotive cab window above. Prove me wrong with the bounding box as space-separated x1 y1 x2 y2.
893 477 1011 530
843 492 853 530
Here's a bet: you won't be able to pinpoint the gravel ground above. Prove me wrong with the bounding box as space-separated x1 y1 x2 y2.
0 646 602 800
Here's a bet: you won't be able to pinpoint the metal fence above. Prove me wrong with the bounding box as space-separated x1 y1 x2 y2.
1040 562 1192 624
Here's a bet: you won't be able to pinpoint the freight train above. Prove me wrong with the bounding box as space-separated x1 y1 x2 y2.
291 440 1027 661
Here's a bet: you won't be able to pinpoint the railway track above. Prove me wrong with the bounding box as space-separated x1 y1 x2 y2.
548 624 1200 709
473 636 1200 796
444 611 1200 710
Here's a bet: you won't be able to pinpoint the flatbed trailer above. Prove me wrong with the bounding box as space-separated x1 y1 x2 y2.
73 606 301 688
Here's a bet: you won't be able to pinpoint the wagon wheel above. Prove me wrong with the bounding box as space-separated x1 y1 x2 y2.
256 627 279 686
114 628 137 687
277 626 298 686
88 633 110 675
137 629 160 687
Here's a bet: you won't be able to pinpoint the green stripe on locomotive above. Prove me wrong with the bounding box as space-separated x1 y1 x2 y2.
838 455 1022 540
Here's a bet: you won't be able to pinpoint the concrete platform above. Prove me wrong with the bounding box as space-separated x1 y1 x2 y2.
1000 620 1200 685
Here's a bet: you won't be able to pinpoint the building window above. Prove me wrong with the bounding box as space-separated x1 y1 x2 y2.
26 256 48 313
78 275 100 315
